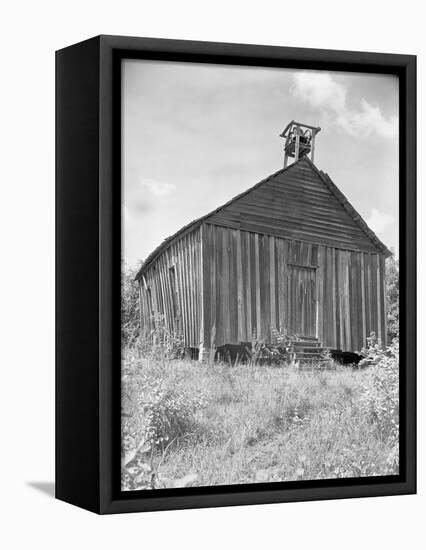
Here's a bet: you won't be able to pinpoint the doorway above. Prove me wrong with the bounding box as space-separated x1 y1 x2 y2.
287 265 317 338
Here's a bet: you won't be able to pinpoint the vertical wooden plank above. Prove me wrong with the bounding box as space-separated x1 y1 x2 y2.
276 238 285 332
180 237 190 346
343 251 351 350
274 238 280 330
146 281 153 332
157 258 168 326
371 254 378 340
363 254 369 340
236 229 245 343
210 225 217 349
376 253 382 345
348 251 358 351
380 255 387 346
269 236 276 338
262 235 271 341
143 286 151 333
367 254 373 339
149 270 158 319
316 245 325 343
181 237 189 346
195 231 201 347
196 230 202 346
259 235 265 340
331 248 337 349
254 233 261 340
249 233 256 338
287 242 293 333
141 287 148 333
199 224 207 349
215 227 223 346
166 251 175 331
336 250 344 350
341 250 347 351
321 246 328 346
311 245 318 267
222 227 230 344
229 229 238 344
162 257 171 325
191 233 197 346
193 232 198 347
174 242 184 341
185 235 193 346
165 251 175 332
245 231 252 341
356 252 363 351
350 252 359 351
190 234 195 346
360 253 366 348
157 265 165 316
138 282 144 332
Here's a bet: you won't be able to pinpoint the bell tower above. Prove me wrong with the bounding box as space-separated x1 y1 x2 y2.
280 121 321 168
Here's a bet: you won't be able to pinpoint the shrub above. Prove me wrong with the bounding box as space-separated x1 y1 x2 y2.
359 334 399 445
139 378 207 448
143 313 185 361
121 261 141 347
121 370 208 490
386 256 399 341
249 328 299 365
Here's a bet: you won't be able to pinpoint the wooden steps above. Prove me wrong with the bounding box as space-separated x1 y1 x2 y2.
290 337 340 363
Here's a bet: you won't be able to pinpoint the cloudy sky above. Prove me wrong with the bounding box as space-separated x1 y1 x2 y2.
122 60 398 267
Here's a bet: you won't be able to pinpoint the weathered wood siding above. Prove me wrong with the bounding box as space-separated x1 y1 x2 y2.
207 158 381 254
137 159 389 354
138 228 202 348
201 223 387 352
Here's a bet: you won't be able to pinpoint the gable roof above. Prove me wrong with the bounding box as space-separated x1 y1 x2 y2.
135 157 391 280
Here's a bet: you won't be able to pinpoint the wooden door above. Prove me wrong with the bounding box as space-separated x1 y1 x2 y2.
287 265 317 338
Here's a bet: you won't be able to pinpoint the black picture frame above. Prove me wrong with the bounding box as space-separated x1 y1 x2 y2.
56 35 416 514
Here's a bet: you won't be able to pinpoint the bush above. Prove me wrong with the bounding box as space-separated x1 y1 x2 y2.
121 261 141 347
121 367 208 490
359 334 399 456
249 328 299 365
139 313 185 361
386 256 399 341
137 377 207 448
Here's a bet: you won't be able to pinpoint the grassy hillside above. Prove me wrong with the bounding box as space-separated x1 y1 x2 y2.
121 345 399 490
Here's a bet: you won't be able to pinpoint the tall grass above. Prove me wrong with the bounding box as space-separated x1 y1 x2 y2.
121 338 399 490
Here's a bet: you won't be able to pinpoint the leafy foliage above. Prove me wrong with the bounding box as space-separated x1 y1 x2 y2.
358 333 399 474
121 261 141 347
359 334 399 442
249 328 299 365
121 353 208 490
141 313 185 361
122 347 399 490
386 256 399 341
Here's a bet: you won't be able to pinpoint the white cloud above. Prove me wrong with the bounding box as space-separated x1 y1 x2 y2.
367 207 394 234
140 179 176 197
292 72 397 138
123 178 176 216
293 72 346 112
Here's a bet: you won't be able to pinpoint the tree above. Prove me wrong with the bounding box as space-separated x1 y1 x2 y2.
121 261 142 348
385 255 399 342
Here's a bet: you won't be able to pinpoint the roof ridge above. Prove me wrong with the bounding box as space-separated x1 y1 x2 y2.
135 156 391 280
135 160 304 279
303 157 391 257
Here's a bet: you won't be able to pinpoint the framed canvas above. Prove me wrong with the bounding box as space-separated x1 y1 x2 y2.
56 35 416 514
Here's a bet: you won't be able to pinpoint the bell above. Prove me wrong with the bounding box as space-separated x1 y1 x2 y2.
280 121 321 168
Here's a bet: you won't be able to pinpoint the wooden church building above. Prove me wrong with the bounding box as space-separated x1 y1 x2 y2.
135 121 391 359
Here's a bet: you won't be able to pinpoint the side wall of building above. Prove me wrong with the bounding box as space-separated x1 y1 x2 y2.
201 223 387 352
138 227 202 349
